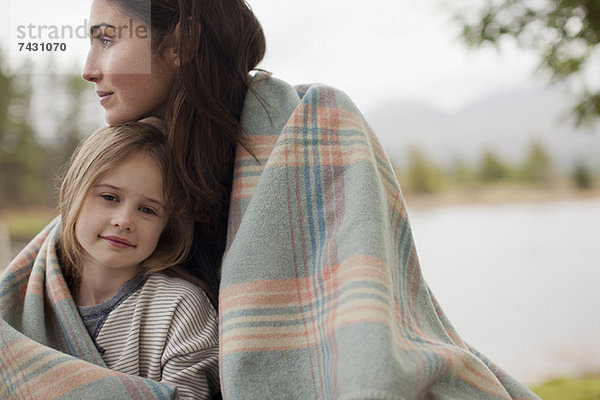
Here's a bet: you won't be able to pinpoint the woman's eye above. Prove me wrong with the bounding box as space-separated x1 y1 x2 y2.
88 37 113 48
99 37 113 48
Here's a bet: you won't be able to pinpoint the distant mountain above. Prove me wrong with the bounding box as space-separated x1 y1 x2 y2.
366 87 600 173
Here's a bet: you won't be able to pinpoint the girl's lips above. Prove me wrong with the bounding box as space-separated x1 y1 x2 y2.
101 235 135 249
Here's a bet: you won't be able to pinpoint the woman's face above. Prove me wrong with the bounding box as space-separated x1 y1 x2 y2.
82 0 177 125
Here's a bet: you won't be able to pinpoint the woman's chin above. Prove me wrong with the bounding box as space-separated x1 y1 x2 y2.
104 113 136 126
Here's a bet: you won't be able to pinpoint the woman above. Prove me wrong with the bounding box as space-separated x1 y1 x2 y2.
0 0 540 399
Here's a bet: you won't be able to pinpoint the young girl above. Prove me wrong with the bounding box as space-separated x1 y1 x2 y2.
57 121 219 400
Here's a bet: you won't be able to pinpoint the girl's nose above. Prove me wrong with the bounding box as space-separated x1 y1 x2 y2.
111 210 135 232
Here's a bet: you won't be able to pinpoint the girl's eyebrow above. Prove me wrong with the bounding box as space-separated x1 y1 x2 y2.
94 183 120 190
94 183 165 208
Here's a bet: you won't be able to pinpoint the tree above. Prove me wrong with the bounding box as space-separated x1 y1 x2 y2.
449 158 474 186
572 161 593 189
477 150 511 182
518 140 554 184
404 147 444 194
41 70 94 194
455 0 600 125
0 57 48 206
0 52 97 208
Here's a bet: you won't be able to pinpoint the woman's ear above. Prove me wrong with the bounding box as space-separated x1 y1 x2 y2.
165 19 200 67
163 26 181 67
165 47 180 67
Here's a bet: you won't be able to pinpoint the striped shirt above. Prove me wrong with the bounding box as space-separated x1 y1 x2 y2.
78 272 219 399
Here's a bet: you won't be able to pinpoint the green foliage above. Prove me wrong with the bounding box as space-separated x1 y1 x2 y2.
477 150 511 183
0 50 93 209
404 147 444 194
41 72 93 196
0 64 48 206
396 141 574 194
1 208 56 242
455 0 600 125
517 140 554 184
572 161 594 189
531 376 600 400
449 158 474 186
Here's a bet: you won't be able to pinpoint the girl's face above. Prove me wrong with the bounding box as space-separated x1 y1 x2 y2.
75 153 168 278
82 0 177 125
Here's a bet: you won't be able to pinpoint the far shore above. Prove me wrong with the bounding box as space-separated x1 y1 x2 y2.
1 184 599 243
403 184 600 210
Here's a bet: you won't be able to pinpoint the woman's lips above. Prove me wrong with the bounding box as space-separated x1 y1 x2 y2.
101 235 135 249
97 91 114 106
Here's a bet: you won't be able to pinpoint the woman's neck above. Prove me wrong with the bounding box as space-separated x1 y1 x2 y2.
75 265 141 307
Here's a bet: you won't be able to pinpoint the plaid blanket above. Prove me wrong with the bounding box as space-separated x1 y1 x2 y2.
0 220 178 399
0 72 539 399
219 73 539 399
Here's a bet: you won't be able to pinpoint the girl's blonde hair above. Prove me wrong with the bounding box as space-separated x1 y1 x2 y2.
58 122 193 286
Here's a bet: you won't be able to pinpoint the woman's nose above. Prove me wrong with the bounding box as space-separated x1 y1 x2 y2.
82 50 102 82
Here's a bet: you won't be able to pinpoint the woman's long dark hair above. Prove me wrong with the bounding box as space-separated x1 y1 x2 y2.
109 0 266 300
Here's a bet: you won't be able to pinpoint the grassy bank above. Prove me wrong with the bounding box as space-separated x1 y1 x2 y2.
403 183 600 210
0 207 57 242
2 185 599 241
531 376 600 399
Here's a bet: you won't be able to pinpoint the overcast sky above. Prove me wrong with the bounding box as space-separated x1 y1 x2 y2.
1 0 541 115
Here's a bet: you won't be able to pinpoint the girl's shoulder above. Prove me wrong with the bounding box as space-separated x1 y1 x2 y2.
141 272 215 313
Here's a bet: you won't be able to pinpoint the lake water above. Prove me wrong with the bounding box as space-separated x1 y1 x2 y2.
407 197 600 385
1 198 598 385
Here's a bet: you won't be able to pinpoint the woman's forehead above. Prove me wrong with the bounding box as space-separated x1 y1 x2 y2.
88 0 149 31
88 0 126 24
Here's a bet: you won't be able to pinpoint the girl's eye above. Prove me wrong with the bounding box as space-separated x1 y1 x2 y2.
101 194 118 202
139 206 157 216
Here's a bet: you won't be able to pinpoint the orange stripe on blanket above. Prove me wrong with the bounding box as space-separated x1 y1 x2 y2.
28 359 118 399
230 136 279 200
25 269 45 297
220 255 399 354
235 135 279 161
0 338 117 399
222 294 441 356
254 105 376 167
4 252 37 278
221 283 392 327
0 338 38 399
267 137 374 168
220 255 391 310
23 266 71 302
47 272 73 302
289 104 366 133
440 345 513 400
221 303 391 354
231 176 262 200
